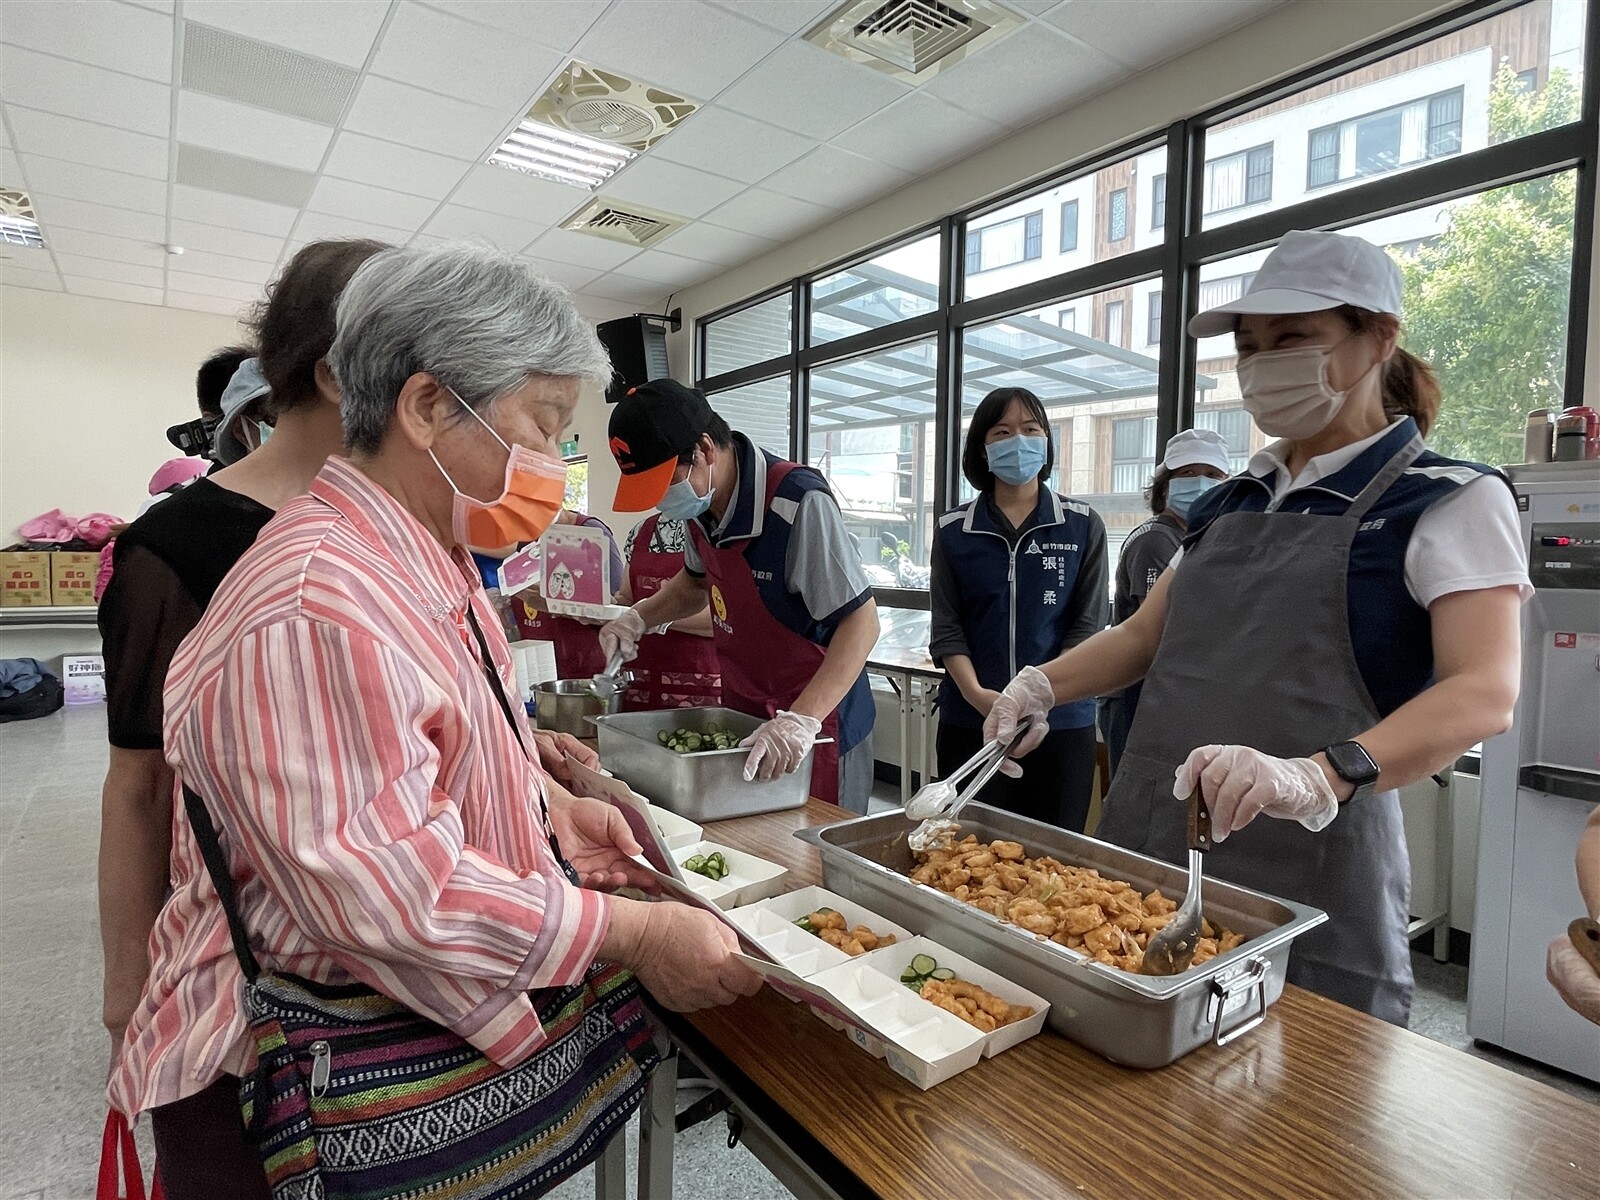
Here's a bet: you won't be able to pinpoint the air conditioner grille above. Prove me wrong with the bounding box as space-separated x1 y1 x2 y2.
563 199 685 247
182 22 356 125
806 0 1021 82
529 60 699 154
0 188 44 248
565 99 657 143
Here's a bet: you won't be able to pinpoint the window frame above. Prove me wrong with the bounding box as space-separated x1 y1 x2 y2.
1060 198 1080 252
693 0 1598 600
1305 84 1472 190
1107 188 1129 243
1204 142 1275 213
966 209 1045 276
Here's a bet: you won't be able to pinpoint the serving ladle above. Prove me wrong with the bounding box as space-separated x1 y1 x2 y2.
1140 791 1213 976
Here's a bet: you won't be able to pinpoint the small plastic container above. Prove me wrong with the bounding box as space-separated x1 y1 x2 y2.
1555 410 1589 462
1523 408 1554 464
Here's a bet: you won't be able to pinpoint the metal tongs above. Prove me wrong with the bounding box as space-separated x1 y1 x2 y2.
1140 791 1213 976
906 718 1036 853
589 647 633 701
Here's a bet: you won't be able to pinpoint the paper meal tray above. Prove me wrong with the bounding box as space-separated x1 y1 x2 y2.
796 804 1328 1069
671 840 789 909
727 885 915 982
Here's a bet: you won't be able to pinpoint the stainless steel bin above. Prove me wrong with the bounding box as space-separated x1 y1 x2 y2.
796 804 1327 1068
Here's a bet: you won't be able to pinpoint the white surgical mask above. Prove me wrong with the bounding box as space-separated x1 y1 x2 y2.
658 454 712 521
1236 335 1371 440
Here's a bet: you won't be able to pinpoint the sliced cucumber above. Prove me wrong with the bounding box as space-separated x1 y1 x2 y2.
909 954 937 977
657 730 671 744
929 968 955 981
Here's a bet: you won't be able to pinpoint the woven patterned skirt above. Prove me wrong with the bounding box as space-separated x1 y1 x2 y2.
239 962 657 1200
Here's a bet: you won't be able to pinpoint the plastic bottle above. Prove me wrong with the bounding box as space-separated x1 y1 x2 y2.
1523 408 1554 463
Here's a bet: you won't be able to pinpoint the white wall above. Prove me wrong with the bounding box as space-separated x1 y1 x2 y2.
663 0 1460 376
0 287 246 539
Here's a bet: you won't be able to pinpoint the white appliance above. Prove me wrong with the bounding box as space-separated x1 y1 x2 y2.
1467 461 1600 1083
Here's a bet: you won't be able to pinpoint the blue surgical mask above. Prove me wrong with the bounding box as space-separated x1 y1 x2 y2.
658 456 712 521
1167 475 1219 518
985 434 1048 487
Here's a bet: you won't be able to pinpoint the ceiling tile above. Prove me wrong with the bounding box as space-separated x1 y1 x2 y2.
66 276 166 305
609 250 719 288
168 218 286 262
308 176 440 229
525 226 641 271
831 92 1008 175
181 1 389 69
708 0 835 36
167 248 277 285
343 76 510 160
0 264 63 290
919 25 1122 128
758 145 915 212
371 2 563 114
448 164 586 224
166 289 246 315
122 0 177 13
651 221 777 267
701 187 834 241
1009 0 1059 11
598 157 742 220
45 228 166 265
171 183 300 236
520 257 604 291
166 270 264 301
31 194 167 243
0 46 172 137
575 2 786 101
581 273 668 305
416 0 608 50
717 42 910 140
0 1 172 81
322 132 474 200
1042 0 1280 70
290 210 413 247
13 156 168 214
177 92 335 173
5 108 169 179
0 148 20 181
650 105 816 185
421 204 548 253
52 253 167 287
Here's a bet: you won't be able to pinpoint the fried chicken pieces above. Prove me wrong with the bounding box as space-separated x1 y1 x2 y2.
918 978 1033 1034
910 836 1245 973
799 908 897 957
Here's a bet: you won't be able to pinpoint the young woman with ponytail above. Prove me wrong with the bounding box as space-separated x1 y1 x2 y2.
980 230 1528 1027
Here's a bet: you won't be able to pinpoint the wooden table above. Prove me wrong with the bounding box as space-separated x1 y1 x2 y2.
639 800 1599 1200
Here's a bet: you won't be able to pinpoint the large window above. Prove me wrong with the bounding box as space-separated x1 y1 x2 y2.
809 339 938 584
695 0 1594 603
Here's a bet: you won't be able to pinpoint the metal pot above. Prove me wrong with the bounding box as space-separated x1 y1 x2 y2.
535 679 618 737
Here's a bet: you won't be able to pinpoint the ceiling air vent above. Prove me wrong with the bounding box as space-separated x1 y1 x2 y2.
806 0 1021 82
562 199 684 248
0 189 45 248
531 61 699 154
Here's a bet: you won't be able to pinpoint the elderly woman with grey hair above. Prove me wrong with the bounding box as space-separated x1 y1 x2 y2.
113 242 760 1197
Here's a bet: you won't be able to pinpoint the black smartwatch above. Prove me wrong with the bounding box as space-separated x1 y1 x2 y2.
1322 740 1380 804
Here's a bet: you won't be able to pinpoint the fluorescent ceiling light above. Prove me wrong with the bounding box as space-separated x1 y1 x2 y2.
489 121 636 191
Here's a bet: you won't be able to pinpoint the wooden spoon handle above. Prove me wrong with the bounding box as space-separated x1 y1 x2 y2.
1188 791 1213 853
1569 917 1600 975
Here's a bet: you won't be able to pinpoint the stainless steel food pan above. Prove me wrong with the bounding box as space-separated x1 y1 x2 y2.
796 804 1327 1068
590 707 821 822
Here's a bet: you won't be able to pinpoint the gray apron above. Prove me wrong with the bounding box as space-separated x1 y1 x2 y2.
1098 435 1422 1026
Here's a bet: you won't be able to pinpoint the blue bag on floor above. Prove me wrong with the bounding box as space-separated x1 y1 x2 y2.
0 657 63 722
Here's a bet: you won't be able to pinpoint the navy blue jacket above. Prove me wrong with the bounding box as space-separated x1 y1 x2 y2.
1183 417 1506 719
930 490 1107 731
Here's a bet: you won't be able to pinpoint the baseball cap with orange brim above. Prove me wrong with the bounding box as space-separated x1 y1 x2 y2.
608 379 717 512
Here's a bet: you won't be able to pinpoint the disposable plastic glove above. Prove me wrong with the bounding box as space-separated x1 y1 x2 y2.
597 608 647 665
981 666 1054 778
741 709 823 782
1173 745 1339 843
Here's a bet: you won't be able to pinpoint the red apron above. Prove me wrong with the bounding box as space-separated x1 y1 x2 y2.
623 514 722 711
513 601 607 680
691 462 842 805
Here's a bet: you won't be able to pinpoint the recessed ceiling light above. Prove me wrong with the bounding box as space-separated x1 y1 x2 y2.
0 188 45 249
489 121 636 191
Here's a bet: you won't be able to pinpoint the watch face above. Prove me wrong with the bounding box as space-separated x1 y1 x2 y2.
1328 741 1379 784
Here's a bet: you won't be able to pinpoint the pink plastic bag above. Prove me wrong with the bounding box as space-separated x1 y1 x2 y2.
17 508 77 544
77 513 122 548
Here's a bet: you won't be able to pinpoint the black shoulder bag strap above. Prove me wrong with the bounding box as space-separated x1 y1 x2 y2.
182 783 261 982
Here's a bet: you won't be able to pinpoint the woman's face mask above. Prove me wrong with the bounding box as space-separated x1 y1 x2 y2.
1166 475 1219 519
985 434 1049 487
658 451 712 521
1236 332 1374 440
429 390 568 548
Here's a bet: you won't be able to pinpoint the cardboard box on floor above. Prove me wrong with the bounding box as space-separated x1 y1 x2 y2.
0 551 52 608
50 551 98 606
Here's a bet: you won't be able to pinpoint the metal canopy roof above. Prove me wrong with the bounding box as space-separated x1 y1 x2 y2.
808 262 1214 430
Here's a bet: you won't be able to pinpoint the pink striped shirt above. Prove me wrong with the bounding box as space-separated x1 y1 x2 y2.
109 456 611 1117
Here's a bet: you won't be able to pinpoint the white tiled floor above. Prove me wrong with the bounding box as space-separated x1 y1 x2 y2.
1 706 1592 1199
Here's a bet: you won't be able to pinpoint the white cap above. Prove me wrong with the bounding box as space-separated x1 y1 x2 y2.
1188 229 1403 338
1163 428 1231 474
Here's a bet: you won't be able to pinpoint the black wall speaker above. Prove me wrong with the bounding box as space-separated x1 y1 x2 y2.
597 315 671 404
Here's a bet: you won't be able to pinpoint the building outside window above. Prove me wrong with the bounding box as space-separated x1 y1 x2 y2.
1110 415 1157 494
966 211 1043 274
1194 406 1254 473
1205 144 1274 211
1196 272 1256 315
1060 199 1079 251
1107 188 1128 242
1104 299 1125 346
1147 291 1162 346
1307 86 1467 186
1056 306 1077 332
1150 174 1166 230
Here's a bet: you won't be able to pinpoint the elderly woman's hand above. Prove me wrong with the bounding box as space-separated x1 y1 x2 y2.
548 790 648 890
530 729 601 785
1547 935 1600 1026
604 899 762 1011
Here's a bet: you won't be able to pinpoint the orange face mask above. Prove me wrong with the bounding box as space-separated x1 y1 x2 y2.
430 391 569 548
